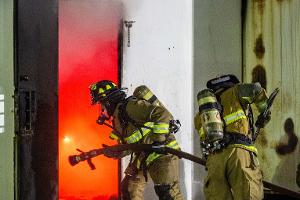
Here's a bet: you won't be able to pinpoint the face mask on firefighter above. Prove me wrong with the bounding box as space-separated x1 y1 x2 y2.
96 104 110 125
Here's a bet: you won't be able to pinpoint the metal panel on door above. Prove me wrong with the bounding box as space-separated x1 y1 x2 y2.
16 0 58 199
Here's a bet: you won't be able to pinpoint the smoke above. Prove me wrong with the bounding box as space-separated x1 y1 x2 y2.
59 0 123 81
59 0 123 198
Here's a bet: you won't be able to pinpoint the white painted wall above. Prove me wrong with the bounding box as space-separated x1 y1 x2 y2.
120 0 193 199
121 0 241 199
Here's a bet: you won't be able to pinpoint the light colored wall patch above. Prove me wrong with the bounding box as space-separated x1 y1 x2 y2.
0 94 4 133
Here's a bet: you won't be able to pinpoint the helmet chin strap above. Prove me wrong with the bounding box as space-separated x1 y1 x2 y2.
96 106 125 143
96 113 110 125
98 103 112 121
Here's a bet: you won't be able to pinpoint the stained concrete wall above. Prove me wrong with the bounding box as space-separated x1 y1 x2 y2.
244 0 300 192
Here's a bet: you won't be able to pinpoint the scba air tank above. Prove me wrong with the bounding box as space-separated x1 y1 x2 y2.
197 89 224 142
133 85 165 108
134 85 181 134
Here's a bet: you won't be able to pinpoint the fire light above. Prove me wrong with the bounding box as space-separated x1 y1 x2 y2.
59 1 121 199
63 136 71 144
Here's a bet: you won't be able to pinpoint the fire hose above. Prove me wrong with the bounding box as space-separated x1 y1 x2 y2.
69 143 300 199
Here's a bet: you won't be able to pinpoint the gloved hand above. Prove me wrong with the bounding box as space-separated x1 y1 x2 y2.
255 110 271 128
102 144 123 159
169 119 181 133
96 114 109 125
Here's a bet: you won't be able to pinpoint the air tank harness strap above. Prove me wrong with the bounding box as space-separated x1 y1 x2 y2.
223 132 252 145
221 132 257 154
198 101 222 112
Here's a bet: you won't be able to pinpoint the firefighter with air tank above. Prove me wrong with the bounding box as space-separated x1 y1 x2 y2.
194 74 273 200
89 80 183 200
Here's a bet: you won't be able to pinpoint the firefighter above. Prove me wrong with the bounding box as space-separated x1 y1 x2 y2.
89 80 183 200
194 74 271 200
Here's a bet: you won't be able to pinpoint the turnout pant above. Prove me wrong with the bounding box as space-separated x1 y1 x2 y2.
121 154 183 200
204 146 264 200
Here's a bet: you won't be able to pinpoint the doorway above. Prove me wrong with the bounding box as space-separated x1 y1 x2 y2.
59 1 123 199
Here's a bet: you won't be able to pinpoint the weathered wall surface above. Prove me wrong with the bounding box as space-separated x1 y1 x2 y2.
244 0 300 192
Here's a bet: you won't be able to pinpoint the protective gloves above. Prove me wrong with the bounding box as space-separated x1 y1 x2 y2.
255 110 271 128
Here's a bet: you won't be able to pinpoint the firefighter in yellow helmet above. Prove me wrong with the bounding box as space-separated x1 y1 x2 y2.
194 74 271 200
89 80 183 200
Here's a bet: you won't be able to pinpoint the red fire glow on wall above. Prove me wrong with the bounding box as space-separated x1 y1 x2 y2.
58 1 122 199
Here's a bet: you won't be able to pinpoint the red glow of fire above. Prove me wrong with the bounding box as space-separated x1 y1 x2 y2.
59 1 122 199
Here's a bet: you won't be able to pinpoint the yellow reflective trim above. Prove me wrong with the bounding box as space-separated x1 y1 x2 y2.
166 140 180 149
153 123 169 134
112 82 116 86
198 127 205 141
99 88 105 94
124 131 143 143
109 132 119 140
153 129 169 134
90 84 97 90
106 85 112 90
124 122 154 144
155 123 169 128
146 140 180 166
136 158 141 169
146 153 162 166
144 122 155 127
143 90 153 100
223 110 246 125
241 97 252 102
166 140 177 146
229 144 258 154
198 96 216 106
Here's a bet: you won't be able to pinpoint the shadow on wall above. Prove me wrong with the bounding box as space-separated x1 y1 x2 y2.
272 118 299 191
